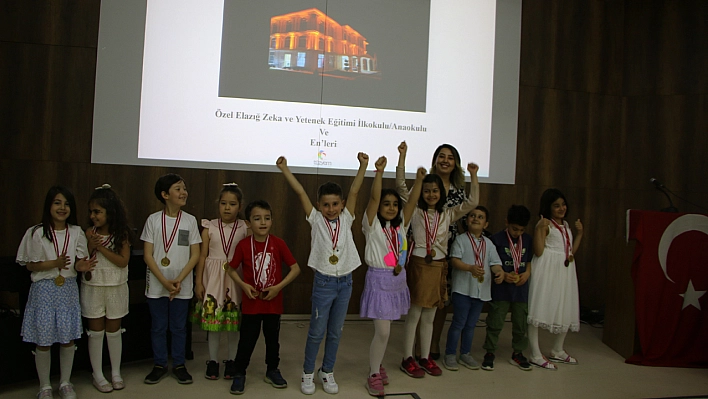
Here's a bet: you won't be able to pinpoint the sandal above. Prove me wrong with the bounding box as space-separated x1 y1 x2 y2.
93 378 114 393
529 357 557 370
549 352 578 365
112 376 125 390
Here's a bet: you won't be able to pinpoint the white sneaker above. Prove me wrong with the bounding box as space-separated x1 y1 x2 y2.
317 368 339 394
301 371 315 395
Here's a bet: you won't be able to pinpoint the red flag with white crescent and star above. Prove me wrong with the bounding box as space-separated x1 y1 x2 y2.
626 210 708 367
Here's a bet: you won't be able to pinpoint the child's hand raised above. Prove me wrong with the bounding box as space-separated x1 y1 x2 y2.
416 167 427 180
467 162 479 175
358 152 369 165
275 156 287 170
575 219 583 233
398 141 408 155
375 156 387 171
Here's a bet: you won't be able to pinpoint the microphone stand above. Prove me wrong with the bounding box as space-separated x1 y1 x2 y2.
654 186 679 213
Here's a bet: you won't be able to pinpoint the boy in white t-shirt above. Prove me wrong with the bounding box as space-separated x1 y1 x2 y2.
276 153 368 395
140 174 202 385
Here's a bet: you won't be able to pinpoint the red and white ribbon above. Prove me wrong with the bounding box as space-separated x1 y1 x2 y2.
550 219 571 261
323 216 340 253
251 235 270 292
162 210 182 255
467 232 486 267
423 210 440 256
219 219 239 262
505 230 522 274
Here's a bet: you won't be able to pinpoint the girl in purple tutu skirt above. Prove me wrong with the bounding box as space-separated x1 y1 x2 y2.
360 156 425 397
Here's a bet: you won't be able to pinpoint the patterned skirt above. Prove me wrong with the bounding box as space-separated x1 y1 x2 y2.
22 278 82 346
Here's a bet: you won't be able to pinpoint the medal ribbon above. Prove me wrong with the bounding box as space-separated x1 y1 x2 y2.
219 219 239 262
549 219 571 261
90 226 114 258
251 235 270 292
383 225 400 267
51 227 71 277
51 227 71 259
161 210 182 256
505 230 522 274
323 216 340 254
423 210 440 257
467 232 486 268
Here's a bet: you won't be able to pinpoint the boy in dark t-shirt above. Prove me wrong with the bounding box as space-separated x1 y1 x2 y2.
227 200 301 394
482 205 533 371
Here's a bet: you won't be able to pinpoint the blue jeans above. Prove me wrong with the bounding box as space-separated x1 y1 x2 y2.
445 293 485 355
303 271 353 373
147 297 190 366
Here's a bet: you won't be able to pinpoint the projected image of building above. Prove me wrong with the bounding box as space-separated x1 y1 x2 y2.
268 8 380 78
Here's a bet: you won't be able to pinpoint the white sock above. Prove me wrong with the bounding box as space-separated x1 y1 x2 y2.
227 331 239 360
369 320 391 376
208 331 221 361
35 348 52 390
59 344 76 386
552 331 568 355
106 329 123 379
403 305 422 359
88 330 107 383
528 325 542 360
419 308 436 359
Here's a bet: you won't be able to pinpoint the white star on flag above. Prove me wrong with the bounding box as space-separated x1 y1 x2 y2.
679 280 706 310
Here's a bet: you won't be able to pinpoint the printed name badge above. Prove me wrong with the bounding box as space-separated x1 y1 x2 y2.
178 230 189 246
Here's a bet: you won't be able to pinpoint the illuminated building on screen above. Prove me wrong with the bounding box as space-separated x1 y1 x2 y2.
268 8 379 77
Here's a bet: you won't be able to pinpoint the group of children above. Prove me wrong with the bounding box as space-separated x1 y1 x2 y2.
17 142 583 398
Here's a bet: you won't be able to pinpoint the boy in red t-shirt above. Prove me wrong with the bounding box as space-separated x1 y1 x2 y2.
226 200 301 394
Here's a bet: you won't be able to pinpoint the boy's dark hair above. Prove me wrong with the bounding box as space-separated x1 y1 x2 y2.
245 200 272 220
417 174 446 213
88 186 134 253
40 185 78 242
461 205 490 233
539 188 568 220
377 188 403 228
507 205 531 227
317 181 344 201
154 173 184 204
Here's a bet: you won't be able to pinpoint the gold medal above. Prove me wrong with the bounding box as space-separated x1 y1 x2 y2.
477 276 484 283
393 265 402 276
568 254 574 263
329 255 339 265
54 275 65 286
431 249 436 257
161 257 170 267
223 262 229 271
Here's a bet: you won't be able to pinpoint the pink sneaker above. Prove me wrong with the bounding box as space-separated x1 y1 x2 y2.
379 365 389 385
366 373 385 397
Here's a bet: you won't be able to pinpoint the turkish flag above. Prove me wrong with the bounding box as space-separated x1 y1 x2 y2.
626 210 708 367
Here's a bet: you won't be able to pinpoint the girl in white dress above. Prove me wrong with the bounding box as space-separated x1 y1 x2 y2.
527 188 584 370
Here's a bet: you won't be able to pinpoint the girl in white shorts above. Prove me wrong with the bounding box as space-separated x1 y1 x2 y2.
81 184 133 392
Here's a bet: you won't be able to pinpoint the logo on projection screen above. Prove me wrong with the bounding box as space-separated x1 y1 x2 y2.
314 150 331 166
